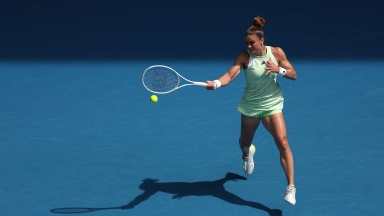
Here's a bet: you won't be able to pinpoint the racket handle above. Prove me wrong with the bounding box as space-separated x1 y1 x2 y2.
193 82 207 86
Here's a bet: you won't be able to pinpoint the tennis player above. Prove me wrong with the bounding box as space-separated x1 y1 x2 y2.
205 16 297 205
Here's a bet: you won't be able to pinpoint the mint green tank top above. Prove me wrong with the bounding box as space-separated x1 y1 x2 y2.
237 46 284 116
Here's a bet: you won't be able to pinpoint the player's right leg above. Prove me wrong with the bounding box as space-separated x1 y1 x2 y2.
239 114 260 175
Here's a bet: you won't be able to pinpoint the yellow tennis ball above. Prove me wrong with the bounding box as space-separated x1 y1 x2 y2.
150 95 158 103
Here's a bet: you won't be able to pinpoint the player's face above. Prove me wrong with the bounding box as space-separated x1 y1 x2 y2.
245 34 264 55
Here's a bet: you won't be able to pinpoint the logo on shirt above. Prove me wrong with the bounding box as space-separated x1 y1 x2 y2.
261 61 266 65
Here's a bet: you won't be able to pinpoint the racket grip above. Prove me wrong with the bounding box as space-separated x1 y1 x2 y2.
193 82 207 86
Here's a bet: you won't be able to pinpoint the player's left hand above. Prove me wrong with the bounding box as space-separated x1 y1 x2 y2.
265 58 279 75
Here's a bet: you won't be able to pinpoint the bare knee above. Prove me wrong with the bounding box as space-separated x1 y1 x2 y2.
275 137 290 153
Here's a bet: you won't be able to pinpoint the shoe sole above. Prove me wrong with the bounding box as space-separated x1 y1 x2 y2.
284 197 296 205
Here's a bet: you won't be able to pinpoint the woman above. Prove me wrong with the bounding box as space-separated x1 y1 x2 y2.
205 16 297 205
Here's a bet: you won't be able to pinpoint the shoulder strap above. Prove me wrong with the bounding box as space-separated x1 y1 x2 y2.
247 50 253 68
269 48 279 66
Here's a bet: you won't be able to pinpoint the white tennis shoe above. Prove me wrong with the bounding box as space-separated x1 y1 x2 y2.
284 185 296 205
242 144 256 175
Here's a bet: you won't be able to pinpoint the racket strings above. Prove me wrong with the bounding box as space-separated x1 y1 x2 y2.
143 67 179 92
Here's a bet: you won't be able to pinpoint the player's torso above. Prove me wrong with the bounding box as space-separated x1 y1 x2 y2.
243 46 279 93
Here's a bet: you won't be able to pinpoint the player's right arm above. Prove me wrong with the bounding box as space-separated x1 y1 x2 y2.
206 51 249 90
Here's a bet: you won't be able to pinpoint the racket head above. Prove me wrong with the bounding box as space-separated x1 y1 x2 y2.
50 207 99 213
142 65 180 94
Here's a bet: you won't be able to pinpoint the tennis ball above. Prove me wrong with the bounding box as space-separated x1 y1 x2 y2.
150 95 158 103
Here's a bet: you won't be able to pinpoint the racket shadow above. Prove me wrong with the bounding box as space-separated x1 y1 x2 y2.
50 207 120 214
50 172 282 216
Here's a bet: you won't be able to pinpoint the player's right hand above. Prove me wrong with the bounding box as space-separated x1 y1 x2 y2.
205 81 216 90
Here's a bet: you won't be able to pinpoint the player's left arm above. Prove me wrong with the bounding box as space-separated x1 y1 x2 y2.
266 47 297 81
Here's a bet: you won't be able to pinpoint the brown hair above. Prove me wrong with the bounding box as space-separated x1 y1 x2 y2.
245 16 267 39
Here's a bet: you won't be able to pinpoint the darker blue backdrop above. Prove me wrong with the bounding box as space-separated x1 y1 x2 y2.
1 0 383 60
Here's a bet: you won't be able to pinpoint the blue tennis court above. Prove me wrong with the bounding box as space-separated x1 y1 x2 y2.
1 59 383 216
1 0 383 215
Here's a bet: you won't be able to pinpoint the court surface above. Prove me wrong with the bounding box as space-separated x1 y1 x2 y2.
1 59 383 216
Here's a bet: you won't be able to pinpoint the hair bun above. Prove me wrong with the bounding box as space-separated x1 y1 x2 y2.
253 16 267 28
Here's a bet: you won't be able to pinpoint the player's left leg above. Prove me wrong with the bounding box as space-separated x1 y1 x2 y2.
262 112 296 205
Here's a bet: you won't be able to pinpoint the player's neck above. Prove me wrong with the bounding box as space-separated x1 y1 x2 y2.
255 46 266 56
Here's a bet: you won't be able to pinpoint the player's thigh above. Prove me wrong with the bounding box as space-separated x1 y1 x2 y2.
261 112 287 140
240 114 261 143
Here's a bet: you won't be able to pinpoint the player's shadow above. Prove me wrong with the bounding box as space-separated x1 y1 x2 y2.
51 172 282 216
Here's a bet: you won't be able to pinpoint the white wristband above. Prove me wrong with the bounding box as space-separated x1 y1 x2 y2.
278 67 287 76
213 80 222 89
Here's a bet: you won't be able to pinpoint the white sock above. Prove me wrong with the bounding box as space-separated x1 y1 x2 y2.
242 146 253 163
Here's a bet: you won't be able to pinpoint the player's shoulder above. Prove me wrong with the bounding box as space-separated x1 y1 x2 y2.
240 50 252 60
271 46 287 59
270 46 285 54
233 51 250 67
235 51 250 61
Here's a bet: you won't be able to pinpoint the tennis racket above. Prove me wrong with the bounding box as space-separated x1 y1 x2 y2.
142 65 207 94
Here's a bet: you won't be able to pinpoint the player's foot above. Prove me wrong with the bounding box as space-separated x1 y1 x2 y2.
242 144 256 175
284 185 296 205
